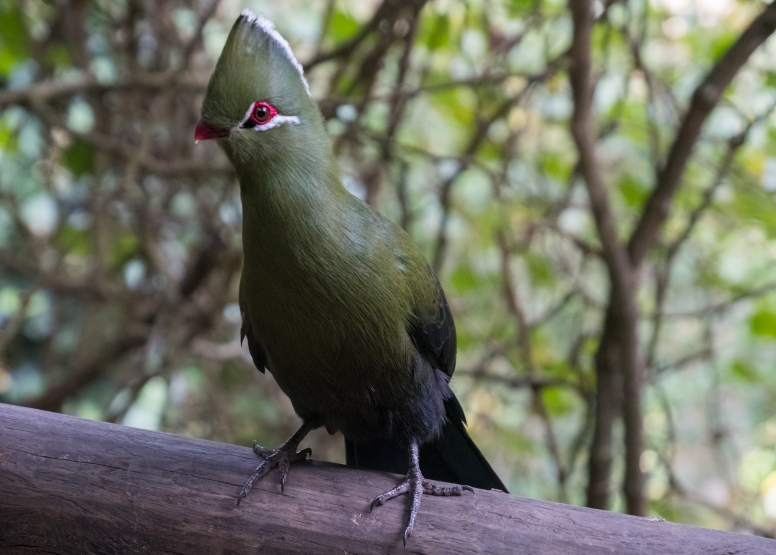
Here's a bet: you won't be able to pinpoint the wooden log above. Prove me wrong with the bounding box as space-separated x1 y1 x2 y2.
0 403 773 555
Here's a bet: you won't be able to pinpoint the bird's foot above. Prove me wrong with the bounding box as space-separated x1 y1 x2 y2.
236 423 313 505
369 458 474 546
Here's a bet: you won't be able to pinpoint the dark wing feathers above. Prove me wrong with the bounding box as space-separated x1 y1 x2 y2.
408 278 457 379
346 395 508 491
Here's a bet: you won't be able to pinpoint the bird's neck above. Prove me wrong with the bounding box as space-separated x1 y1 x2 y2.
235 149 349 274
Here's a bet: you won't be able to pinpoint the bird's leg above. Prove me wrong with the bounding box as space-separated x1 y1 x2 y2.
236 421 314 505
369 440 474 545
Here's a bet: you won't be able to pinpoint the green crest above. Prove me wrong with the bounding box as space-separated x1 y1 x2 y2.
201 10 316 131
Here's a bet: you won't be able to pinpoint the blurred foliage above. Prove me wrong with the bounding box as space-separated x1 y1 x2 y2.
1 0 776 536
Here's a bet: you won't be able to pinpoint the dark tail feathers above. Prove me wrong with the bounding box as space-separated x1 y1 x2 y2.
345 395 507 492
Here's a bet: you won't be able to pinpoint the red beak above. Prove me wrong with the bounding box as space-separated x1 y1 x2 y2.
194 119 230 142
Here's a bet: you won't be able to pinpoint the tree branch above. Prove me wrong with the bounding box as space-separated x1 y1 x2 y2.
0 72 209 108
569 0 644 516
627 2 776 268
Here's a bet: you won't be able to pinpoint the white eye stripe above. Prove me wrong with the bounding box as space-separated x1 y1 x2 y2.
251 115 300 131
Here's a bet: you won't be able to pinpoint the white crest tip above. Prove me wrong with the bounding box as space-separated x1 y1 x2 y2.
238 10 311 97
240 9 259 23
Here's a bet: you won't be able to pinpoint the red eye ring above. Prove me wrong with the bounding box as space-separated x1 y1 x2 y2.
250 102 277 125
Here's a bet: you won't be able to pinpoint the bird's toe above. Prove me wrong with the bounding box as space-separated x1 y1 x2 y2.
368 461 476 547
422 481 474 496
369 479 411 512
239 442 311 501
402 475 423 546
252 441 274 458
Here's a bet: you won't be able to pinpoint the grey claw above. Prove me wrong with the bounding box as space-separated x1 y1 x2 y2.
238 423 313 505
238 443 312 502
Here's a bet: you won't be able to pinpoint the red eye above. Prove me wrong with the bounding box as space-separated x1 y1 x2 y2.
250 102 276 125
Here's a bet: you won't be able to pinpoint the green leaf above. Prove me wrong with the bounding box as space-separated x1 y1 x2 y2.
328 10 360 43
421 15 450 50
61 138 94 177
57 226 93 255
108 234 139 268
542 386 576 416
544 359 574 379
711 29 737 63
730 360 760 383
450 265 478 293
0 120 18 152
455 327 473 352
506 0 536 17
429 88 475 127
750 310 776 339
524 251 555 287
732 188 776 238
46 44 71 68
539 152 569 180
619 175 648 208
478 141 500 161
0 4 28 75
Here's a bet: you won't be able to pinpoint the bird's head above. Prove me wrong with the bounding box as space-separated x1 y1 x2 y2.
195 10 324 164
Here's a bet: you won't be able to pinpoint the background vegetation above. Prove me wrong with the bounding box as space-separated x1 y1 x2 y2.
2 0 776 536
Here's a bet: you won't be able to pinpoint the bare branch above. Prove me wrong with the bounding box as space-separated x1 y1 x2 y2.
178 0 222 71
569 0 644 515
658 281 776 320
627 2 776 268
304 0 428 71
21 333 149 412
496 229 569 499
0 289 33 356
431 73 552 272
0 72 209 108
462 370 574 391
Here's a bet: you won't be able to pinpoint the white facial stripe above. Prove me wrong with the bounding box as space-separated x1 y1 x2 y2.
252 115 300 131
240 9 311 97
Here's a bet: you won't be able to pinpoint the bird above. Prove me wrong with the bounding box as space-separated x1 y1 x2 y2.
195 10 507 544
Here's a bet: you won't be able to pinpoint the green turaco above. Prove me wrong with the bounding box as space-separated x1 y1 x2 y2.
195 9 506 543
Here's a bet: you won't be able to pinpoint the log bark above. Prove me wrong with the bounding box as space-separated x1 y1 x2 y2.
0 403 773 555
